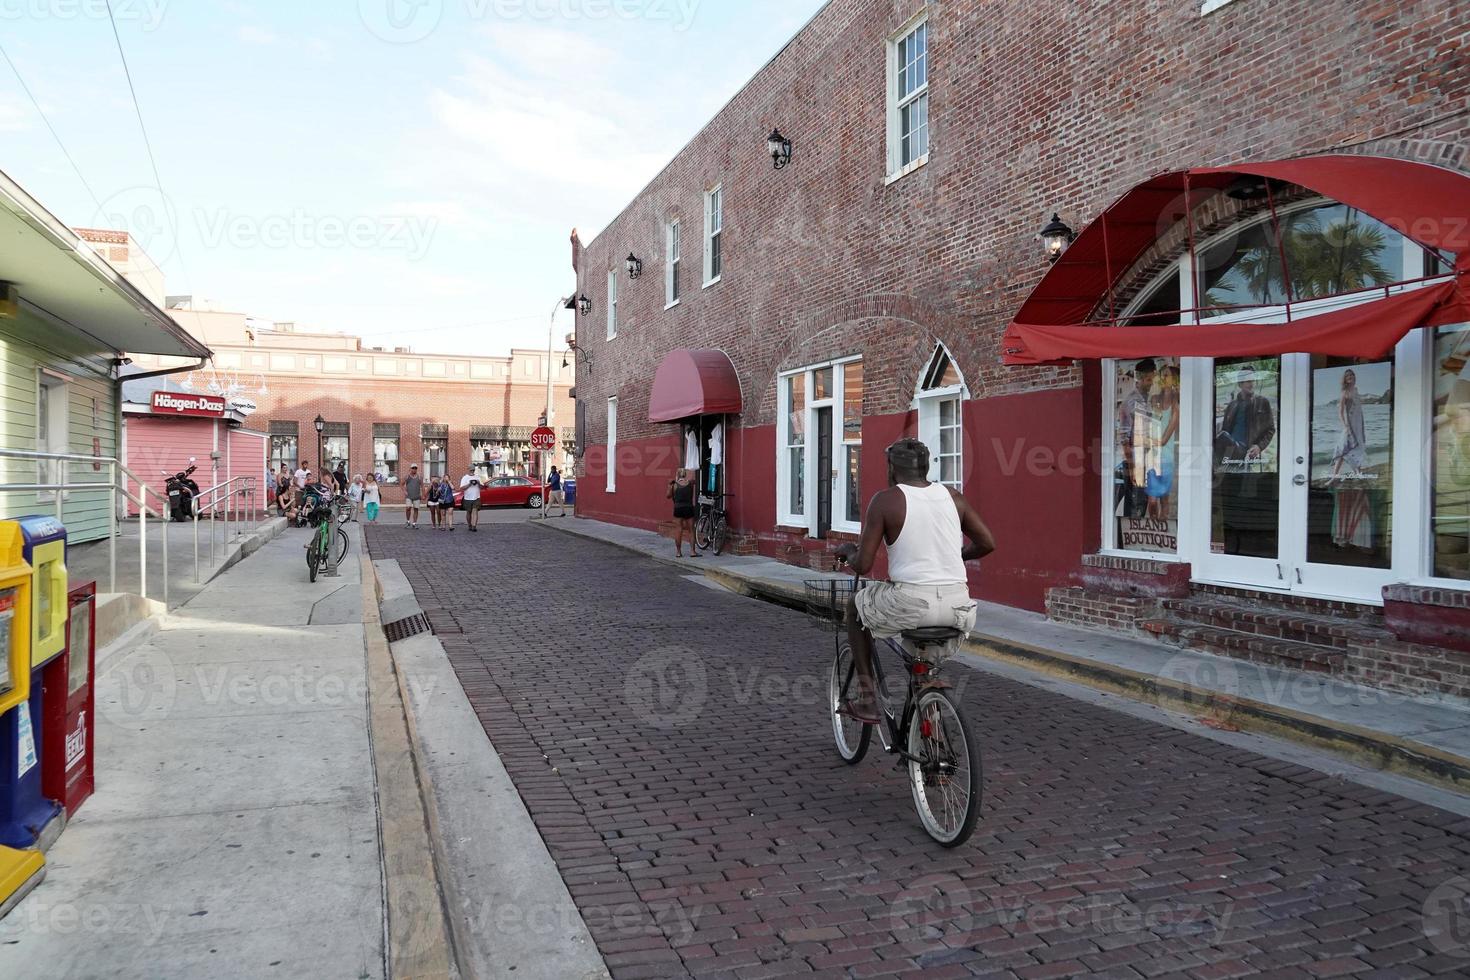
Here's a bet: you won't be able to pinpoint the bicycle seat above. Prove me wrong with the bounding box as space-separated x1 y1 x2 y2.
901 626 965 646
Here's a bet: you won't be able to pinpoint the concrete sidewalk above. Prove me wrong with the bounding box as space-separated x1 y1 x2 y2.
538 516 1470 792
0 522 396 979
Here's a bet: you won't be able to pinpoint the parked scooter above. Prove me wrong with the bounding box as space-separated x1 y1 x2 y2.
164 458 201 522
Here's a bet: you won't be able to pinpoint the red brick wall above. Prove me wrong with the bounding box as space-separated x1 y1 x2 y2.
570 0 1470 607
245 374 575 503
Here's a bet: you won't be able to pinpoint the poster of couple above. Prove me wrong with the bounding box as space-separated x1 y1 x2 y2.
1114 357 1180 553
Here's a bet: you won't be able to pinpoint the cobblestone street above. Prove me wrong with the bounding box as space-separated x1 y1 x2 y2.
368 522 1470 980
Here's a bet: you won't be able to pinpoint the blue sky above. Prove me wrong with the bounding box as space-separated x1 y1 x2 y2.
0 0 827 354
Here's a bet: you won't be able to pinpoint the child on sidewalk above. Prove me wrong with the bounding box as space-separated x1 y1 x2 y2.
427 476 442 529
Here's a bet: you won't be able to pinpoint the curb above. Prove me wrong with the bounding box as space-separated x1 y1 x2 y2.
360 553 461 980
534 519 1470 794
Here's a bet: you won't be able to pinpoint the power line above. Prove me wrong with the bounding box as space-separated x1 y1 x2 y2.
0 39 107 214
104 0 194 292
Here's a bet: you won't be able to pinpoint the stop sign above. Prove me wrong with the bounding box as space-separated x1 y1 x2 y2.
530 426 557 451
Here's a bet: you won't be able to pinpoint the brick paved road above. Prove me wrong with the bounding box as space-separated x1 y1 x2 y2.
368 523 1470 979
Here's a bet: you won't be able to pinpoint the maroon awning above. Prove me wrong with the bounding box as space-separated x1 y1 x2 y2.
1002 155 1470 365
648 348 742 423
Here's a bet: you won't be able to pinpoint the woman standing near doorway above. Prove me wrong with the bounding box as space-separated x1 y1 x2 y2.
668 469 700 558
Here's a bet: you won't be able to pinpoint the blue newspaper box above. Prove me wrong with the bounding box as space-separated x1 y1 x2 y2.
0 517 66 848
563 479 577 506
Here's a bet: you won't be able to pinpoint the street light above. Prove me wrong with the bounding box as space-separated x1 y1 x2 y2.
313 414 325 473
576 294 592 317
1039 213 1075 263
767 128 792 170
626 253 643 279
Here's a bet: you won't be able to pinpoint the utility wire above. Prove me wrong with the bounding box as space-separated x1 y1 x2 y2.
104 0 194 292
0 39 107 214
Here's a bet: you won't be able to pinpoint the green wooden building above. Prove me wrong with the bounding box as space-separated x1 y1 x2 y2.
0 170 210 544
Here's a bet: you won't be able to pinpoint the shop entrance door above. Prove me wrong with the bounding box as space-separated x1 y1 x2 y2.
815 407 833 538
1198 353 1407 602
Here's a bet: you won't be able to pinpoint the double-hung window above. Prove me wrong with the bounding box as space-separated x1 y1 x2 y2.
704 186 723 285
606 397 618 492
607 268 618 340
916 345 966 490
666 220 681 307
887 15 929 179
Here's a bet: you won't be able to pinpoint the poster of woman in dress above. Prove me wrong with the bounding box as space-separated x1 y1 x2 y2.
1310 360 1392 555
1432 326 1470 578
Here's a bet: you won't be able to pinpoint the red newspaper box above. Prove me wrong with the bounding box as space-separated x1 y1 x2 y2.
40 582 95 817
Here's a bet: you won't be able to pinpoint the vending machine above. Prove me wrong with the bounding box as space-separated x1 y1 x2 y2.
41 582 96 817
0 523 44 917
0 518 63 849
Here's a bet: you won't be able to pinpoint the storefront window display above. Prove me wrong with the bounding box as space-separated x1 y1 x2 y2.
1307 358 1393 568
1211 357 1279 558
1433 324 1470 580
1112 356 1180 553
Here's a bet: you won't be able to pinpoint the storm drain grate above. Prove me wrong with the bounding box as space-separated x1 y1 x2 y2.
383 613 432 643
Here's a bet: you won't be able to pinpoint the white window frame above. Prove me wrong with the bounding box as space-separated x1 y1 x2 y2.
885 12 930 183
777 355 864 537
703 185 723 287
605 396 618 493
607 268 618 340
665 220 681 309
914 345 967 490
36 369 70 500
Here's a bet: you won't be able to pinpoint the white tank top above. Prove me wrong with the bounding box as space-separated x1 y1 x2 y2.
887 483 967 586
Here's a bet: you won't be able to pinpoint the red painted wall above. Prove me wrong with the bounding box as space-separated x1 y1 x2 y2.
123 416 215 516
578 388 1092 612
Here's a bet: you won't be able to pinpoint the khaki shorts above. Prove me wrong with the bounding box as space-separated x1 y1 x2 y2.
854 581 977 640
550 490 566 504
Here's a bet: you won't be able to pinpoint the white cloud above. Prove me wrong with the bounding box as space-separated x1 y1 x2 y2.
237 25 278 44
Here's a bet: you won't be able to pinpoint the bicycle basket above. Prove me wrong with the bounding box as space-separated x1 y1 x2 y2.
803 578 860 632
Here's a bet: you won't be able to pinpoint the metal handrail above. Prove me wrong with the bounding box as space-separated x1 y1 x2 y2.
0 447 263 606
190 475 258 583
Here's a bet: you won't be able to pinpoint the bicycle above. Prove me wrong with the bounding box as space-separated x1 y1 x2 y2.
305 499 350 582
804 572 982 847
694 492 733 555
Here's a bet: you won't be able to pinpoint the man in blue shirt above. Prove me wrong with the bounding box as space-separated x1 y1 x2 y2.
546 466 567 517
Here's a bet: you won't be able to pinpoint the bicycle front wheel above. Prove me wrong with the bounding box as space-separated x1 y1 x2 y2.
907 689 981 847
694 512 714 551
711 517 728 556
334 527 350 565
830 639 871 764
306 540 320 583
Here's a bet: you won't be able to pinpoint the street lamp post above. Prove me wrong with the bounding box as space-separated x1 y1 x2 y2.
540 296 575 519
313 414 325 475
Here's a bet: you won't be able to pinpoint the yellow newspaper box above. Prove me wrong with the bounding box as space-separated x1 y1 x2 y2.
13 517 66 669
0 523 42 920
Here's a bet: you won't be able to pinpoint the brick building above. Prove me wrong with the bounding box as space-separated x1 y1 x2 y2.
127 309 575 505
570 0 1470 697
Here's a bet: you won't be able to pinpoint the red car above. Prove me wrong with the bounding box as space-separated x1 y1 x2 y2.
454 476 544 510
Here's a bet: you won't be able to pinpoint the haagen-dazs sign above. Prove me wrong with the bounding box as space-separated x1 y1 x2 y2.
152 391 226 417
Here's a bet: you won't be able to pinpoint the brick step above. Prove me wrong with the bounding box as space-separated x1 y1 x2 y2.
1161 596 1389 650
1190 582 1384 622
1141 619 1347 673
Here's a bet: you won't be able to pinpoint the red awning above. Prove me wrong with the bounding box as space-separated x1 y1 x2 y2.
648 348 743 423
1003 155 1470 365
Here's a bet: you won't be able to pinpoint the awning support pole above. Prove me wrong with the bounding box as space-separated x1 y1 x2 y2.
1183 172 1200 324
1101 211 1116 324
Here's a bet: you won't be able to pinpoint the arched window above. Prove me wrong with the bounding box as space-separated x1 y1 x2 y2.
915 344 967 490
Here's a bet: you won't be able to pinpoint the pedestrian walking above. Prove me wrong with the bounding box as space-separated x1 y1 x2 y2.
363 474 381 523
439 476 457 531
546 466 568 517
333 463 349 494
348 474 365 522
293 459 311 514
426 476 442 529
459 471 483 532
403 465 423 528
668 468 700 558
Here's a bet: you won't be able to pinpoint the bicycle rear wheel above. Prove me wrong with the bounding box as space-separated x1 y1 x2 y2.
830 639 871 764
907 689 981 847
710 516 729 556
306 540 320 583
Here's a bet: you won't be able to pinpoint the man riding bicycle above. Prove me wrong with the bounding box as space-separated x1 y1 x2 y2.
835 438 995 723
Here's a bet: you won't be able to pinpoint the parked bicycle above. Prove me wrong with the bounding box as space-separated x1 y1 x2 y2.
304 491 350 582
804 571 982 847
694 491 733 555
